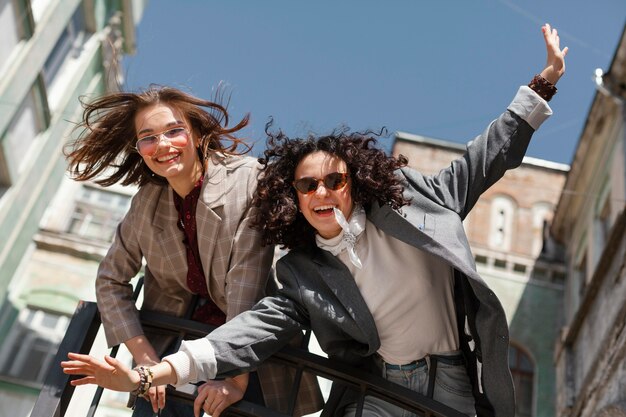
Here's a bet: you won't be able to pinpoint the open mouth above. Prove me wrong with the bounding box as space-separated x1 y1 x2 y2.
154 152 180 163
313 205 336 215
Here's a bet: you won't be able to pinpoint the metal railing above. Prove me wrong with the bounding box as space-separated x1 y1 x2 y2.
31 300 466 417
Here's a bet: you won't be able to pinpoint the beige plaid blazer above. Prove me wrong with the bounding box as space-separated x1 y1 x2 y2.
96 153 321 415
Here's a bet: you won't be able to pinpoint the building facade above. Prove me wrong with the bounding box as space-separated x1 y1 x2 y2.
0 1 146 416
552 26 626 417
393 131 569 417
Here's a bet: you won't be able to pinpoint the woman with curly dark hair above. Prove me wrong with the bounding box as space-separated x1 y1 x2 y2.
253 126 410 250
64 85 321 417
63 23 567 417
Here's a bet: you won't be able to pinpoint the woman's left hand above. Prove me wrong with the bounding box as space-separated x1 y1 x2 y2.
193 374 248 417
540 23 568 85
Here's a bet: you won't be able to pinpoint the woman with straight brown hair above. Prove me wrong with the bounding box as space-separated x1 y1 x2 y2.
65 86 321 417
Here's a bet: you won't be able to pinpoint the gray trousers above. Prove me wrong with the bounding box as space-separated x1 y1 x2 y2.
344 354 476 417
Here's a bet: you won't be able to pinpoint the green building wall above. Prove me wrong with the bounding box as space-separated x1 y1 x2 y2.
0 0 140 309
484 270 564 417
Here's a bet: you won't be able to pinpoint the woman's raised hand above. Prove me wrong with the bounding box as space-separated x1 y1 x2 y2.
541 23 568 85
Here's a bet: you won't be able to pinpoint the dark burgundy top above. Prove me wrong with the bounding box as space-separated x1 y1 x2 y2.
173 176 226 326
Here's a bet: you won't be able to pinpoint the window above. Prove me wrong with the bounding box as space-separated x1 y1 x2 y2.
42 4 86 95
597 197 611 244
576 252 588 296
489 195 516 251
0 307 69 386
0 85 46 184
67 185 131 242
567 246 587 321
593 182 611 268
531 202 552 257
509 345 534 417
0 0 21 77
475 255 487 265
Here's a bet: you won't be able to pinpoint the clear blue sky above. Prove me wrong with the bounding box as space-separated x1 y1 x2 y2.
123 0 625 165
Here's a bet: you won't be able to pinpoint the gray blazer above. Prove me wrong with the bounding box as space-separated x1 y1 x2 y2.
202 94 541 417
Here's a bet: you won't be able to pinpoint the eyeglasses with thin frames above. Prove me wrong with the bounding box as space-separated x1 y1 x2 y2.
293 172 349 194
133 127 189 156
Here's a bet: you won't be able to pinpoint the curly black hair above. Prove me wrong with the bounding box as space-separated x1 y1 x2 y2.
253 124 411 249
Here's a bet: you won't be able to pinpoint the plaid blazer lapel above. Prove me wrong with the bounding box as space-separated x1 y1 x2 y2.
149 185 189 292
196 159 226 303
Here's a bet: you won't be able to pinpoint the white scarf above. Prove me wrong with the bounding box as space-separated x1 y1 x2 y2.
315 205 366 269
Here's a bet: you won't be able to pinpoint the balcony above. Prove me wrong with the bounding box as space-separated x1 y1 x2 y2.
31 288 467 417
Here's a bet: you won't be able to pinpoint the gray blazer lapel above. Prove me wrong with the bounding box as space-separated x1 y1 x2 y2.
369 203 480 281
312 249 379 350
369 203 435 249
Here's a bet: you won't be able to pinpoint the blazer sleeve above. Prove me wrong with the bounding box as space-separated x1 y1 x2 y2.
400 86 552 219
95 194 145 347
164 259 309 385
223 160 275 321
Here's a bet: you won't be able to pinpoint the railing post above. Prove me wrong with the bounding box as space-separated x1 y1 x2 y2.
31 301 101 417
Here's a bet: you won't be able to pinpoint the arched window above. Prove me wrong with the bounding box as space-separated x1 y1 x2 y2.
531 202 553 257
509 345 535 417
489 195 516 251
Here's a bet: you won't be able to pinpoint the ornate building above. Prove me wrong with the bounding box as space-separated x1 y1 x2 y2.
552 25 626 417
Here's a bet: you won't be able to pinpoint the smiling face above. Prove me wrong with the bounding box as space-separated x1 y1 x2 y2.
134 103 202 196
294 151 354 239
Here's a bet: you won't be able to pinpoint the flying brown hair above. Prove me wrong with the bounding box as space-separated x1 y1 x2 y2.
65 85 250 187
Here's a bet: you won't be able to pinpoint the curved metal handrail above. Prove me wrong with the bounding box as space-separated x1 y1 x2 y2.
31 301 465 417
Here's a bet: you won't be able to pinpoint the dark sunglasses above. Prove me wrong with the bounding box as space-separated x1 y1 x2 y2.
293 172 349 194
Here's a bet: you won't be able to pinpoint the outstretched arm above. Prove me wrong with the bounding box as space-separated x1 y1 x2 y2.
61 352 177 392
403 23 569 217
62 291 307 415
